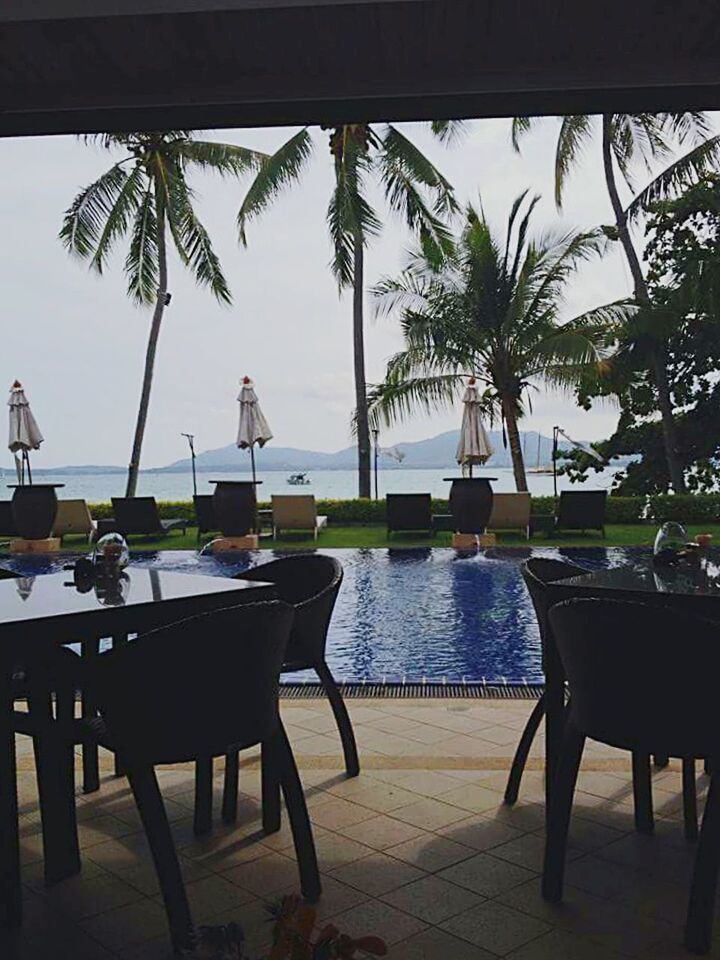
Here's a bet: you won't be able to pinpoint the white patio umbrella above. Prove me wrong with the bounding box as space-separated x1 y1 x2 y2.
8 381 44 485
456 378 493 477
236 376 273 484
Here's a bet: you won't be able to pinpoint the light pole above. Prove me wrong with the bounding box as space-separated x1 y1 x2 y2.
181 432 197 497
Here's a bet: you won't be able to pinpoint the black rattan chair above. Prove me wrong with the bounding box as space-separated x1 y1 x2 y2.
545 598 720 954
208 555 356 832
111 497 187 537
555 490 607 535
386 493 433 536
74 602 320 954
504 557 587 806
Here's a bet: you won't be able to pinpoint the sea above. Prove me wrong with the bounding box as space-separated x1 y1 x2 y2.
5 466 621 502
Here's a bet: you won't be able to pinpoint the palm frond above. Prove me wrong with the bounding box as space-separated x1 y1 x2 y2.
430 119 466 145
327 140 380 287
89 165 145 273
167 170 231 303
511 117 537 152
367 366 466 428
381 125 458 217
625 135 720 221
125 186 159 305
237 129 314 244
59 162 132 259
555 115 592 207
177 139 266 176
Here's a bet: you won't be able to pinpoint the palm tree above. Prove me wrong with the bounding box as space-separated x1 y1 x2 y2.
61 131 264 496
512 112 715 493
368 193 629 492
237 122 459 498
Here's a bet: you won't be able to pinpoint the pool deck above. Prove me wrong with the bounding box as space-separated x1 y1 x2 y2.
8 698 707 960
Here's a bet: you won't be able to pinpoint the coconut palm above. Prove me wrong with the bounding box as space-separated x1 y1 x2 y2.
61 131 264 496
368 193 629 492
512 112 716 493
237 122 459 498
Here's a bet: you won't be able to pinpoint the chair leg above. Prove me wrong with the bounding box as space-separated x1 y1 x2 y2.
30 685 81 885
504 694 545 806
685 773 720 954
542 720 585 903
221 751 239 824
261 741 282 835
193 758 213 836
631 752 654 835
271 724 321 903
315 660 359 778
683 758 699 842
127 765 195 955
81 638 100 794
653 754 670 768
111 636 129 779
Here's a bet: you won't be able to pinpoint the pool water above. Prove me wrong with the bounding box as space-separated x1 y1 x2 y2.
2 547 647 684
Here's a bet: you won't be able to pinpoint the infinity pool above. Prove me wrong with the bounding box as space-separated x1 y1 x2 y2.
3 546 647 684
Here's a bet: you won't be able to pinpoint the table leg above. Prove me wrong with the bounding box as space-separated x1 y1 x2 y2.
0 657 21 927
82 638 100 794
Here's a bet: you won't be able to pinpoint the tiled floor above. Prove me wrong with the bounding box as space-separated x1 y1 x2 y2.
4 697 714 959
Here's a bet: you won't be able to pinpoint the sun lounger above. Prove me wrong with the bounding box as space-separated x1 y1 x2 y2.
111 497 187 538
271 495 327 540
387 493 433 536
488 492 531 539
53 499 97 543
555 490 607 535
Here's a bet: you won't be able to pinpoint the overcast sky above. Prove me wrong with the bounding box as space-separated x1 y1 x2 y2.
0 116 703 469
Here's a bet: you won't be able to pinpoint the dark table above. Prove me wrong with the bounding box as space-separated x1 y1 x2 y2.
0 567 275 928
542 552 720 823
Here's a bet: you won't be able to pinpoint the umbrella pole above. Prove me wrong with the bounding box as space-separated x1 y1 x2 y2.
250 445 257 485
26 451 32 485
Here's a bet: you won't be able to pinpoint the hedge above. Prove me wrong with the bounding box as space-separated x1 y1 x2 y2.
85 494 720 527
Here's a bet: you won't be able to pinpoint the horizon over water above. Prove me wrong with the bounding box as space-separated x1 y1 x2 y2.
1 466 620 501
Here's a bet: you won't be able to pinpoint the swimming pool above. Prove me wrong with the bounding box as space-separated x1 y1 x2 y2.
2 546 647 684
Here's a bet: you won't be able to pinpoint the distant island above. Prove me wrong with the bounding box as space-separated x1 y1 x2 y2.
2 429 619 476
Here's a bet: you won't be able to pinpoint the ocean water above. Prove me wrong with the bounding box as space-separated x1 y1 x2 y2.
7 466 619 502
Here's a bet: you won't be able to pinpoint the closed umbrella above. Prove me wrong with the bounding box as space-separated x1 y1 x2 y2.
237 376 273 484
456 378 493 477
8 381 43 485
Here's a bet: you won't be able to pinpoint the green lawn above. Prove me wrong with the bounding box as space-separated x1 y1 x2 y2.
12 522 720 554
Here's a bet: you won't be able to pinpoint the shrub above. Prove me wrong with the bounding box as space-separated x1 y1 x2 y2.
648 493 720 524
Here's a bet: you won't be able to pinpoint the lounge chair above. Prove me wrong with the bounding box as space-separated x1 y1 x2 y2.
110 497 187 538
53 499 97 544
555 490 607 535
193 495 218 542
386 493 432 536
488 492 531 539
0 501 18 539
271 495 327 540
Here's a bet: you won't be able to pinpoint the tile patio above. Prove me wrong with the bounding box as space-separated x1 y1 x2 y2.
4 697 713 959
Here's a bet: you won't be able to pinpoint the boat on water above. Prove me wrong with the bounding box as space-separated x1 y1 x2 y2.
287 472 311 485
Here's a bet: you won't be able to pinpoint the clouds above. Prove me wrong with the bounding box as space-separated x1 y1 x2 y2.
0 117 708 467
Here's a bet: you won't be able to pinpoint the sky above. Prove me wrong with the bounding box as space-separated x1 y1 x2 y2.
0 116 699 469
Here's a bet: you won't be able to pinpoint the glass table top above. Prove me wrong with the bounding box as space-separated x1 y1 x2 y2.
0 567 271 624
558 551 720 599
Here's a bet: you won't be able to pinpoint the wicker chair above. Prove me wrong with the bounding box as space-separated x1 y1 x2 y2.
204 555 357 833
546 599 719 954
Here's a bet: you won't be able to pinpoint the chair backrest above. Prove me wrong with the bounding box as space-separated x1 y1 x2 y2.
53 500 93 537
550 598 720 757
111 497 162 535
0 501 18 538
556 491 607 530
488 493 531 530
193 495 217 534
271 495 318 529
235 554 343 666
521 557 587 647
386 493 432 532
89 601 294 765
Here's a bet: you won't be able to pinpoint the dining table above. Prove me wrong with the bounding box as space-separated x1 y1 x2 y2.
542 549 720 824
0 565 275 928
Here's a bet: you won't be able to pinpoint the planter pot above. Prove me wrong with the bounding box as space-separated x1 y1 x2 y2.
211 481 259 537
9 484 63 540
444 477 496 534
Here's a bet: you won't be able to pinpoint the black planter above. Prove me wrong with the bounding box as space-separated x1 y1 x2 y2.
444 477 496 534
211 481 259 537
9 484 63 540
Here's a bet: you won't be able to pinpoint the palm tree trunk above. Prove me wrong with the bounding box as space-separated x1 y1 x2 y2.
503 401 528 493
601 116 686 493
125 213 168 497
353 236 371 499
